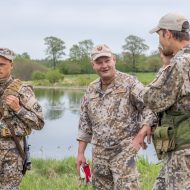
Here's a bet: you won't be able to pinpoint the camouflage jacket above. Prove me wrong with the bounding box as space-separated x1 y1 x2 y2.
77 71 157 148
0 76 44 149
144 45 190 113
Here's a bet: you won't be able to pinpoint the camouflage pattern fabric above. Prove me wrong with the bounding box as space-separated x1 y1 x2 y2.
144 45 190 113
92 139 139 190
78 71 156 146
143 45 190 190
153 149 190 190
78 71 156 189
0 76 44 190
0 149 23 190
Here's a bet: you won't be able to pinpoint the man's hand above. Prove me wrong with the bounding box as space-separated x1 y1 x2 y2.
159 47 173 68
5 95 21 113
76 141 88 176
132 125 152 151
76 153 87 176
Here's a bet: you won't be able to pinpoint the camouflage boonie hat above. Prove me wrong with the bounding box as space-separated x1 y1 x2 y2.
0 48 16 62
150 12 190 34
91 44 113 61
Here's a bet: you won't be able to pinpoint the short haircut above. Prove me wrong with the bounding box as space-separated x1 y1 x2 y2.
162 21 190 41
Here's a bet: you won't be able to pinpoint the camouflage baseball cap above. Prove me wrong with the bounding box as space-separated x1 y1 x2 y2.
0 48 16 62
150 12 190 34
91 44 113 61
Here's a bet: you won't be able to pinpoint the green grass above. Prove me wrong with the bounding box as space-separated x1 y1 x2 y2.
131 72 156 85
137 156 161 190
60 72 156 86
21 157 92 190
31 72 156 87
61 74 98 86
20 156 161 190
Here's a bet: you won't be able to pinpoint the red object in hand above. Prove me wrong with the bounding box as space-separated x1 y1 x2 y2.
80 163 92 183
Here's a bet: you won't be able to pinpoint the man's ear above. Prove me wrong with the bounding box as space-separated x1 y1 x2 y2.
166 30 173 39
9 62 14 72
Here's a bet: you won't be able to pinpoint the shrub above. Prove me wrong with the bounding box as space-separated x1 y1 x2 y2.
32 71 46 80
45 70 63 84
13 58 48 81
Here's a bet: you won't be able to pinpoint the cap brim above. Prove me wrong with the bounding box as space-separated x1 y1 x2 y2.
149 26 160 34
92 52 112 61
0 54 13 61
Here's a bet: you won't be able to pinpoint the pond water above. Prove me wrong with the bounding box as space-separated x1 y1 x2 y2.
30 88 158 163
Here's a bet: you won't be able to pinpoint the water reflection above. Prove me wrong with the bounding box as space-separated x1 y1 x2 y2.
35 89 66 120
30 88 158 163
30 88 90 160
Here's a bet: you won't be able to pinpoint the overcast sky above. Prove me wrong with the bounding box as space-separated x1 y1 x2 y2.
1 0 189 59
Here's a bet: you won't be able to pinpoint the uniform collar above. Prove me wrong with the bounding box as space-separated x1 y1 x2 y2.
0 76 12 86
95 70 122 94
173 44 190 60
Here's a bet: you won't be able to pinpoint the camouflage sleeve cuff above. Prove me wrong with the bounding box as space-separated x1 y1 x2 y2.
77 130 92 143
16 106 26 116
140 122 153 128
140 117 157 128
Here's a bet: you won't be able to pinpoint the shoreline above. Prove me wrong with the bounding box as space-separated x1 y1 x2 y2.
33 85 87 90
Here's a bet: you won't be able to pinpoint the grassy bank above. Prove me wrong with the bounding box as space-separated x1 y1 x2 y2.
21 156 161 190
135 72 156 85
32 72 156 87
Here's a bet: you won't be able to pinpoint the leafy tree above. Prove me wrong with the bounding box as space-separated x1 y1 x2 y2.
69 45 82 62
44 36 66 69
16 52 31 60
69 39 94 63
13 57 47 80
122 35 149 72
147 55 162 72
78 39 94 58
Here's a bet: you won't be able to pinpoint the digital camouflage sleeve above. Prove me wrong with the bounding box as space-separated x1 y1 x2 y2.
144 46 190 113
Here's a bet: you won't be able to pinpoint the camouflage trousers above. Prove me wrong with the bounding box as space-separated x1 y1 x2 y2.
0 148 23 190
153 149 190 190
92 139 139 190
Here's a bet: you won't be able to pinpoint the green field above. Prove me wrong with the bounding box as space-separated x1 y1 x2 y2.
61 72 156 86
134 72 156 85
20 156 161 190
32 72 156 87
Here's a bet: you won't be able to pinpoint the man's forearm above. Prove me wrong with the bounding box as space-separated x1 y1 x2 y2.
78 140 88 155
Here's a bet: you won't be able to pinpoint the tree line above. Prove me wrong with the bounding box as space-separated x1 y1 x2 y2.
13 35 162 81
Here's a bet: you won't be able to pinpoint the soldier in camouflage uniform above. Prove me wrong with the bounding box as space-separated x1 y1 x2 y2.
0 48 44 190
76 44 157 190
133 13 190 190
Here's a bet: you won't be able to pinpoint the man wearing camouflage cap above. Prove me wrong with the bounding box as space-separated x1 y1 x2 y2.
133 12 190 189
76 44 157 189
0 48 44 190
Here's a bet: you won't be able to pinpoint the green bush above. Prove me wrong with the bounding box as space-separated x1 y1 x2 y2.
13 58 48 81
46 70 63 84
32 71 46 80
59 62 82 74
